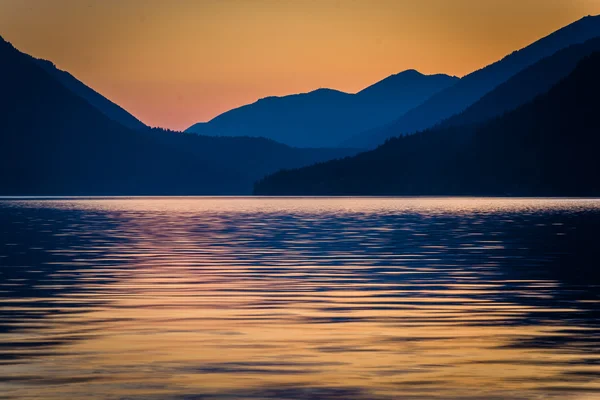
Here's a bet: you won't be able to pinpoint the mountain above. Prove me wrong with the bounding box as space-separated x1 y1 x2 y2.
0 35 356 195
439 37 600 129
185 70 458 148
254 52 600 196
357 69 458 107
345 14 600 148
32 57 146 131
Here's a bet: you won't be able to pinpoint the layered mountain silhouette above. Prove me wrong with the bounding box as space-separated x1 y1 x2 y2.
4 14 599 196
186 70 458 148
32 58 147 131
439 36 600 129
254 52 600 196
345 15 600 148
0 36 356 195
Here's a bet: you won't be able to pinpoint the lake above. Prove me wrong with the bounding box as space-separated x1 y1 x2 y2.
0 197 599 399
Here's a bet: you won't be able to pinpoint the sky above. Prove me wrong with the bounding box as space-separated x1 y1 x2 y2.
1 0 599 131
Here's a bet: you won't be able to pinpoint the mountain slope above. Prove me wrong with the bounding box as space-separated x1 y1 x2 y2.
255 52 600 196
33 58 146 130
186 70 458 148
0 36 356 195
440 36 600 129
345 15 600 148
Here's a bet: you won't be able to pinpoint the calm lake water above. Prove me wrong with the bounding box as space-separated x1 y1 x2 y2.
1 197 600 400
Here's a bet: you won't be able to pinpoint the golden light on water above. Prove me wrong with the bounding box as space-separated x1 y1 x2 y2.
1 198 600 399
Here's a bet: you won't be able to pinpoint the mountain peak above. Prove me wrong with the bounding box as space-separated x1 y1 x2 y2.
357 69 458 97
308 88 349 96
255 88 349 104
255 51 600 196
394 69 423 77
187 69 459 147
387 69 459 80
346 13 600 149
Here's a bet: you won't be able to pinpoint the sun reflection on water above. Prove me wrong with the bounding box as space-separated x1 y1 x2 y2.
0 197 599 399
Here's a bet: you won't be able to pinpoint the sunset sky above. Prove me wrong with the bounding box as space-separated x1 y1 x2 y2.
1 0 599 130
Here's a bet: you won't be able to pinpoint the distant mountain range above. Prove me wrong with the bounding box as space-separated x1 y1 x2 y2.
0 36 357 195
254 52 600 196
2 14 600 196
344 15 600 148
186 70 458 147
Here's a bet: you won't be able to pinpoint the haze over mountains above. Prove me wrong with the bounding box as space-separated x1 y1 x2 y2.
0 35 356 195
255 52 600 196
344 15 600 148
186 70 458 148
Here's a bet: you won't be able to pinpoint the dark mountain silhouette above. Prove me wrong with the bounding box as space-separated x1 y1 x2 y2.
345 15 600 148
440 37 600 129
143 128 357 190
0 35 357 195
254 52 600 196
32 58 147 130
186 70 458 148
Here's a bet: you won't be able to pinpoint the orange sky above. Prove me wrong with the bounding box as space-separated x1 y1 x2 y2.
1 0 599 130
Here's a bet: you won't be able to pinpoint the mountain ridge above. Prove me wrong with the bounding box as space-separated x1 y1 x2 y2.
0 35 357 195
186 70 459 147
439 36 600 129
32 57 147 130
255 52 600 196
344 14 600 148
0 34 147 131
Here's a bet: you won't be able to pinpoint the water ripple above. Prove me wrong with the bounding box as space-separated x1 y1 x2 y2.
0 197 599 399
